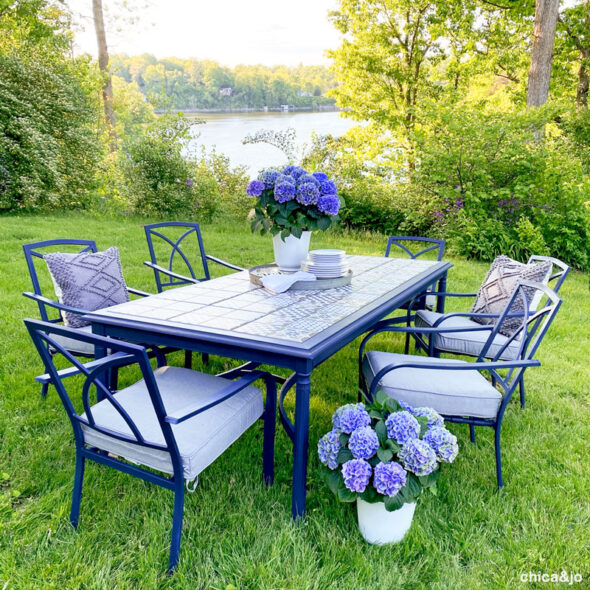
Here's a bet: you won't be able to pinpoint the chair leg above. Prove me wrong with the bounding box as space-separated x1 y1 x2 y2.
41 382 49 398
494 426 503 489
404 332 411 355
70 452 85 528
201 353 209 366
262 382 276 486
519 376 526 409
184 350 192 369
469 424 476 443
168 482 185 574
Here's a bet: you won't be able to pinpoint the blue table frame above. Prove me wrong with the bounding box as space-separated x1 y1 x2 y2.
86 257 451 519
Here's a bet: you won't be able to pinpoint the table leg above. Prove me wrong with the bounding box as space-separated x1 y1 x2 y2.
436 273 448 314
292 370 311 520
91 324 114 399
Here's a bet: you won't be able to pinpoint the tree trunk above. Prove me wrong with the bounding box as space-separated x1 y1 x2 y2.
526 0 560 107
577 52 589 107
92 0 117 147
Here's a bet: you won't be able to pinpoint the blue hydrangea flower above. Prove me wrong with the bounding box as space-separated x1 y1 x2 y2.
399 400 414 412
260 170 281 188
246 180 264 197
333 403 371 434
296 182 320 206
423 427 459 463
412 407 444 429
282 165 298 176
319 180 337 195
276 174 296 186
317 429 341 470
274 181 296 203
297 174 320 188
341 459 372 493
289 166 307 179
385 411 420 445
348 426 379 460
373 461 407 497
399 438 438 476
312 172 329 182
317 194 340 215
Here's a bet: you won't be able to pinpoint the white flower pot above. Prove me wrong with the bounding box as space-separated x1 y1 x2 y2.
356 499 416 545
272 231 311 272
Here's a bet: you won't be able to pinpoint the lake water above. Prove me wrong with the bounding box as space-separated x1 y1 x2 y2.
185 111 356 174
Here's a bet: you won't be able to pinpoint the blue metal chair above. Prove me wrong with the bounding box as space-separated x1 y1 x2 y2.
25 319 276 573
144 222 245 292
22 239 152 396
405 255 569 408
359 281 562 488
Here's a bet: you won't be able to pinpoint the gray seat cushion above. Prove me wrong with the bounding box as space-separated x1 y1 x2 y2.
49 325 95 356
363 351 502 419
415 310 520 360
81 366 263 480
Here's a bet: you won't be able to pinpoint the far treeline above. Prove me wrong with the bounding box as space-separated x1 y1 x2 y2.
110 54 337 111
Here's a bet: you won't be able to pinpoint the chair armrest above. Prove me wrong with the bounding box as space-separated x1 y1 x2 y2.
23 292 88 316
34 351 135 384
166 370 272 424
427 291 478 298
143 261 200 284
205 254 245 272
127 287 152 298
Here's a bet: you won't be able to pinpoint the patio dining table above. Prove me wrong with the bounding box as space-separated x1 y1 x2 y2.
85 255 451 519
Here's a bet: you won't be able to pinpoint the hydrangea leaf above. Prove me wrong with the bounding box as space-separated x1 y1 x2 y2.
416 415 429 437
375 420 387 444
327 470 342 495
375 390 389 406
419 468 440 488
359 486 379 504
384 492 404 512
337 486 357 503
385 439 401 453
377 448 393 463
337 448 353 464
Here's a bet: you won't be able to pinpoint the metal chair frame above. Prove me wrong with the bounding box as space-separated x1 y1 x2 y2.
25 318 276 573
403 255 570 408
359 281 562 488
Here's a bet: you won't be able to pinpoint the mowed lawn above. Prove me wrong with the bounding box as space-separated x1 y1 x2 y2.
0 214 589 590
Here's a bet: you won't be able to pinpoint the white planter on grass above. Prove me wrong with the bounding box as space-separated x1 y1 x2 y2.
272 231 311 272
356 498 416 545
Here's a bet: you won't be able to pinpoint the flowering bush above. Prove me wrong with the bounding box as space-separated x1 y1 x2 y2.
318 393 459 511
246 165 342 239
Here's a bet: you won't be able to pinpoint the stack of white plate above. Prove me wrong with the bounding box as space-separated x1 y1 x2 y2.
301 249 349 278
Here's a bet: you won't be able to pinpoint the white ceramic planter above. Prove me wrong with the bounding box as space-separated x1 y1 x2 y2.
356 499 416 545
272 231 311 272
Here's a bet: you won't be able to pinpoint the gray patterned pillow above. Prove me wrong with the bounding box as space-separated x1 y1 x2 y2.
44 247 129 328
471 255 552 337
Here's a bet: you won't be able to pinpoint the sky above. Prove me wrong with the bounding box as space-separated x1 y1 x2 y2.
69 0 342 66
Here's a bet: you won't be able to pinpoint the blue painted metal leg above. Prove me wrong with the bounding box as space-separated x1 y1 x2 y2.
436 274 447 313
41 382 49 398
168 480 185 573
519 376 526 409
70 452 85 528
292 371 311 520
278 374 297 442
262 376 276 486
494 425 503 489
184 350 192 369
469 424 476 443
201 353 209 366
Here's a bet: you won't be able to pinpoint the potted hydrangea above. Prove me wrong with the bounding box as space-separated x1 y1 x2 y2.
318 392 458 545
246 166 342 271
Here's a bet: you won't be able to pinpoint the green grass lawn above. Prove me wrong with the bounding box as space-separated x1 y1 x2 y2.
0 214 589 590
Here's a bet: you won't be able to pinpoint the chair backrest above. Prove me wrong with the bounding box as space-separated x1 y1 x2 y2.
24 318 183 476
385 236 445 261
527 255 570 293
23 239 98 322
478 280 561 388
144 222 210 292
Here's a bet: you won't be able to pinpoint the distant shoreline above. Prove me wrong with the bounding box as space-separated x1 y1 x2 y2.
155 105 342 115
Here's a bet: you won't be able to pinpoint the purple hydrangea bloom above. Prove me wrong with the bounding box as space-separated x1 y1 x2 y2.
399 438 438 476
341 459 372 493
282 165 298 176
317 429 341 470
260 170 281 188
274 181 296 203
289 166 307 179
319 180 337 195
332 403 371 434
423 427 458 463
348 426 379 460
373 461 407 497
296 182 320 206
317 194 340 216
297 174 320 188
185 178 194 188
412 407 444 429
433 210 445 222
385 411 420 445
399 400 414 412
246 179 265 197
312 172 329 182
276 174 296 185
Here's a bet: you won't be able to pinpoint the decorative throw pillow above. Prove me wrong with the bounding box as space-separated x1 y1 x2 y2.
470 255 552 337
44 247 130 328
